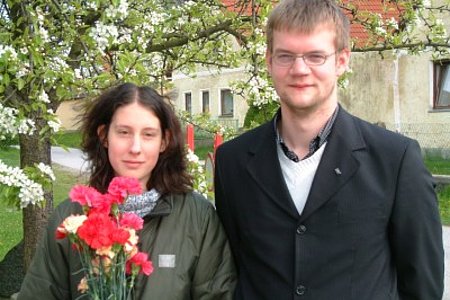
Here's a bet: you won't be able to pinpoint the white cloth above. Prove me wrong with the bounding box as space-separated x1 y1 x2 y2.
277 142 327 215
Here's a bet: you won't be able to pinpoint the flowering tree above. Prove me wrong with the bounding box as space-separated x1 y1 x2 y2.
0 0 248 269
0 0 449 272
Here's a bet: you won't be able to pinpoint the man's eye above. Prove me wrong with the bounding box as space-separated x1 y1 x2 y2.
306 54 325 63
277 54 294 62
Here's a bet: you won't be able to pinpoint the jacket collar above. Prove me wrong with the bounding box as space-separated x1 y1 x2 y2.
300 107 366 221
143 194 173 221
245 106 366 221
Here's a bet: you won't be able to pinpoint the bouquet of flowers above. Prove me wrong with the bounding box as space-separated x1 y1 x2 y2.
56 176 153 300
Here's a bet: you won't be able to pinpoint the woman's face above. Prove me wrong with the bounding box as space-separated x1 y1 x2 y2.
100 101 167 191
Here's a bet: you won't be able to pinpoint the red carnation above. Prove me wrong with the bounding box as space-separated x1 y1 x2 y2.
126 252 154 276
77 213 116 249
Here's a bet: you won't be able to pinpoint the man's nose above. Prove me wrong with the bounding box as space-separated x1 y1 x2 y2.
290 56 311 74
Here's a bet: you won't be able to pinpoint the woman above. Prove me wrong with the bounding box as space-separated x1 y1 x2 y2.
18 83 236 299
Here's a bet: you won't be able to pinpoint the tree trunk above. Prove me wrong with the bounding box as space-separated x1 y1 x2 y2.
20 116 54 271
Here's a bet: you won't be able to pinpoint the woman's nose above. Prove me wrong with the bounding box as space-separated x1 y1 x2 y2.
130 136 141 153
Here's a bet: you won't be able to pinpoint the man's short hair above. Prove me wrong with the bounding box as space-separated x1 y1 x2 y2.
266 0 350 53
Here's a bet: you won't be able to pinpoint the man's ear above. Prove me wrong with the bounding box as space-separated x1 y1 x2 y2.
336 48 351 77
97 125 107 147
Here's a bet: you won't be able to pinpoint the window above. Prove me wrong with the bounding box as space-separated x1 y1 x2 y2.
202 90 210 113
434 61 450 109
184 92 192 114
220 89 234 117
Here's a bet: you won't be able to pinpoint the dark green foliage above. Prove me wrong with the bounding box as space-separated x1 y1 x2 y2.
243 102 279 129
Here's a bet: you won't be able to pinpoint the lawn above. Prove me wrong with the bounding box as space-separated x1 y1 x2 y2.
424 156 450 175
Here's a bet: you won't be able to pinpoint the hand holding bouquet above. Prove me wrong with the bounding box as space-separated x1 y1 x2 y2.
56 177 153 299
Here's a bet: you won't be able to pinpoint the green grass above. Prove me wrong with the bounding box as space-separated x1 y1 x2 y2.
53 130 82 148
424 157 450 175
438 185 450 225
194 144 213 160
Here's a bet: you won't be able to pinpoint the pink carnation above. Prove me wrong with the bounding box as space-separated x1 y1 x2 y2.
69 185 103 207
120 213 144 230
107 177 142 204
89 194 112 215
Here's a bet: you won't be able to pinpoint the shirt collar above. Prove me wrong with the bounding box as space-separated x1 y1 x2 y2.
274 106 339 162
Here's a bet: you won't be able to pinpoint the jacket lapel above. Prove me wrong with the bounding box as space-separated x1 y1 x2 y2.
246 122 299 219
299 108 366 222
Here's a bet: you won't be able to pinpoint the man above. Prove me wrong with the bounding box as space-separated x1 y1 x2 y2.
214 0 444 299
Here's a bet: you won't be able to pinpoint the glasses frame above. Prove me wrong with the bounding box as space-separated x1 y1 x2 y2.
272 50 340 68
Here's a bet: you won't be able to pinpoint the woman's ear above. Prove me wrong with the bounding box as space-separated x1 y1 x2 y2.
97 125 108 147
160 130 170 153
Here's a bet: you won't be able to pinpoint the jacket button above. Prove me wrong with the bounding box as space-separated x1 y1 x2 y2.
296 225 307 234
296 285 306 296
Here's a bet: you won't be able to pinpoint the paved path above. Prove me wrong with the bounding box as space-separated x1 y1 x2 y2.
51 147 89 173
50 147 450 299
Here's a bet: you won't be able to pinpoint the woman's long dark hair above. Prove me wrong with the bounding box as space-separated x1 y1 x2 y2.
80 83 192 195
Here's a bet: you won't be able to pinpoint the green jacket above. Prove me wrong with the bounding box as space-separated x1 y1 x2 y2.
18 192 236 300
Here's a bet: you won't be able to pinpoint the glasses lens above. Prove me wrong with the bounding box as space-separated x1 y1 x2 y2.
304 54 326 65
275 54 294 66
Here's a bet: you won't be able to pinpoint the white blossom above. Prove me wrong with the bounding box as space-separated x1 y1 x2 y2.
105 0 129 20
39 90 50 103
0 160 45 208
17 119 36 135
46 109 62 133
0 45 17 60
74 68 82 79
37 162 56 181
0 104 37 139
48 119 62 133
186 149 209 198
386 18 399 30
90 22 119 52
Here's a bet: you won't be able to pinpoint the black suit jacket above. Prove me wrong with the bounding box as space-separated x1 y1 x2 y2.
214 107 444 300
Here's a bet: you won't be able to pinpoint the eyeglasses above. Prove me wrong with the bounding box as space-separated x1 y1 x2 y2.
272 51 339 68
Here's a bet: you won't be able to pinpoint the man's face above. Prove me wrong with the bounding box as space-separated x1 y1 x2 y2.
266 25 350 114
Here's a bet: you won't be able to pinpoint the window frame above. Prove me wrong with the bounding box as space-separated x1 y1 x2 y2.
201 90 210 114
433 60 450 109
184 91 192 114
220 88 234 117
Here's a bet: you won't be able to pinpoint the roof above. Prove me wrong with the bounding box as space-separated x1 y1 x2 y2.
342 0 402 47
223 0 403 47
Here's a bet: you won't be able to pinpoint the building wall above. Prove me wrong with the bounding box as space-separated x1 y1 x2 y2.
171 67 249 128
340 51 450 150
55 100 84 131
